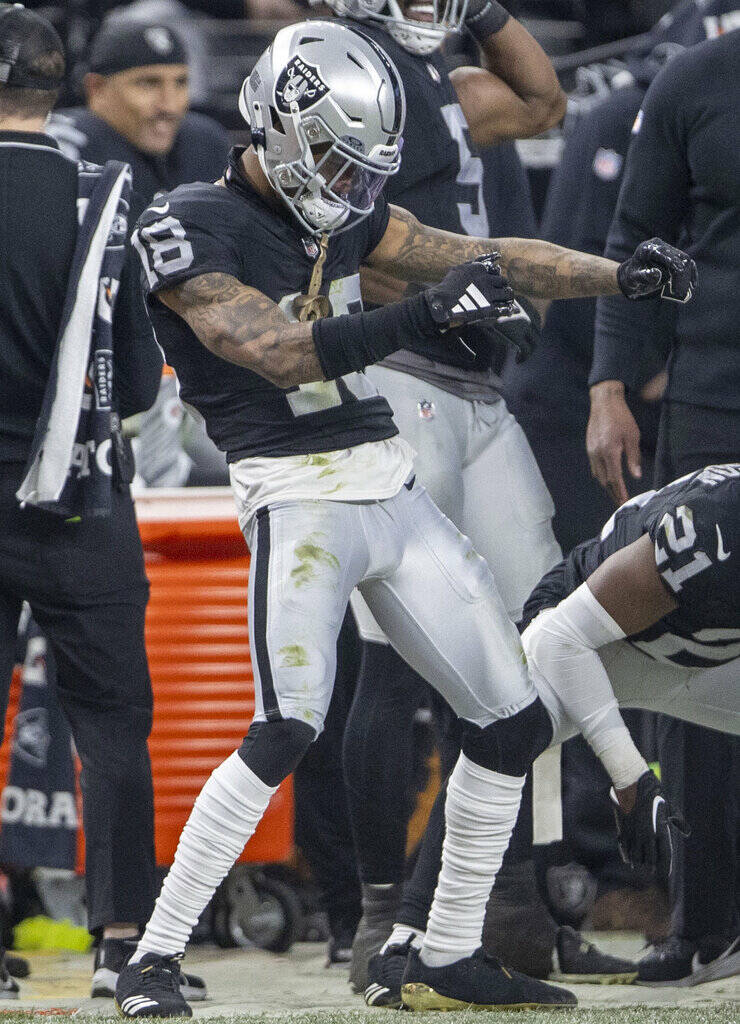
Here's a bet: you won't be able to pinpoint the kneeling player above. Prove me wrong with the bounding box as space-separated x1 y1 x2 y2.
522 464 738 929
116 21 696 1016
366 465 738 1006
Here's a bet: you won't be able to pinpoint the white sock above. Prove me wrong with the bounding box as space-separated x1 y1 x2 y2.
381 924 424 954
421 753 524 968
131 751 277 961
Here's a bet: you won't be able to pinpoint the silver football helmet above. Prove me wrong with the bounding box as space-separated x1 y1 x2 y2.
321 0 468 56
239 21 405 235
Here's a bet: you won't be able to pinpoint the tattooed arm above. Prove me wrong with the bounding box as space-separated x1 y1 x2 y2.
367 204 621 300
157 273 324 387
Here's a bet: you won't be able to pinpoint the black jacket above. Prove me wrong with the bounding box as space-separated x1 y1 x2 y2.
0 131 161 464
592 32 740 410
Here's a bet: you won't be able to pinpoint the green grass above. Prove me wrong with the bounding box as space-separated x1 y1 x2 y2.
0 1010 737 1024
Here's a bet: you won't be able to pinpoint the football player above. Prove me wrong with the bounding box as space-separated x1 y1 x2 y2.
365 463 740 1007
318 0 569 991
116 22 695 1016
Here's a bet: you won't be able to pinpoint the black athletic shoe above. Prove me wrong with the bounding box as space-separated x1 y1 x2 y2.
114 952 192 1018
364 937 414 1008
4 953 29 980
0 949 19 1000
326 932 353 968
401 946 577 1011
94 938 207 1000
638 934 740 987
549 926 637 985
637 935 696 985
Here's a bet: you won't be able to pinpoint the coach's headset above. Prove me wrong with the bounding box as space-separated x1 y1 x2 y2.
0 3 63 90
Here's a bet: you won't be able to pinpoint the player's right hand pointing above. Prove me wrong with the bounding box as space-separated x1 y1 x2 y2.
424 254 516 328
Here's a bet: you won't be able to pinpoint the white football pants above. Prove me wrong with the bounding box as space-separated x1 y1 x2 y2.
242 480 535 735
354 368 561 637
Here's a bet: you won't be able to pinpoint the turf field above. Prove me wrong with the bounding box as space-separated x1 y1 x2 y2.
5 936 737 1023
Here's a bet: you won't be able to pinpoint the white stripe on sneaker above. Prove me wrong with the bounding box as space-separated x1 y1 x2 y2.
121 996 159 1013
458 293 477 312
466 283 490 308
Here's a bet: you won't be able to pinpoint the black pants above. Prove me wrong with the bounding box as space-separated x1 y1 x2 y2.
0 466 157 933
653 400 740 941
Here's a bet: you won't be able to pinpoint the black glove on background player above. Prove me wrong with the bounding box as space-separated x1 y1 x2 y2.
610 770 689 885
618 238 697 302
424 253 515 327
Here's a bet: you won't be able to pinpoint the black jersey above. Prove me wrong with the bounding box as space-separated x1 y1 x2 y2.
48 109 230 202
523 464 740 668
133 148 397 461
345 21 488 237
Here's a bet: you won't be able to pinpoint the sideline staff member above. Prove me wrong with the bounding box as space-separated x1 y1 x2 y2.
49 18 229 199
0 2 162 992
589 30 740 985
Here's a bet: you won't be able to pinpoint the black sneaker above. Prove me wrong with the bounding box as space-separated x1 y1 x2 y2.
638 934 740 987
326 932 353 968
364 937 414 1008
401 946 577 1011
114 952 192 1018
0 949 19 1000
549 926 637 985
637 935 696 985
93 938 207 1000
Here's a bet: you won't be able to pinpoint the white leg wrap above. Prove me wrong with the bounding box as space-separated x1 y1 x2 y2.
421 754 525 967
134 752 277 959
523 583 648 790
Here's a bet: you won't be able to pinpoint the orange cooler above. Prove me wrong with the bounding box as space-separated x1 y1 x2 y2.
135 487 293 866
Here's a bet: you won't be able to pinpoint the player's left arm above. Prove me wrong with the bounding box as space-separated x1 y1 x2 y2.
450 10 566 147
367 204 695 301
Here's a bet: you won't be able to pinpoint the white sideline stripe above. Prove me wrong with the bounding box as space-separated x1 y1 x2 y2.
467 282 490 308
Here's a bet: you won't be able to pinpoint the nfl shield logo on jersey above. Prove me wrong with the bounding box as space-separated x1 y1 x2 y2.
302 237 320 259
592 147 623 181
418 399 435 420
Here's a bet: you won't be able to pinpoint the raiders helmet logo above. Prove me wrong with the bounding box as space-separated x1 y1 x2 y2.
275 56 329 114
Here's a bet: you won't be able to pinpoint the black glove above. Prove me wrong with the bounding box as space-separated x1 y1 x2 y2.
617 238 697 302
464 0 510 43
610 770 689 885
424 254 515 329
454 294 541 366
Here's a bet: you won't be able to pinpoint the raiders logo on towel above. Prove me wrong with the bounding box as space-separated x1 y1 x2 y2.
275 56 329 113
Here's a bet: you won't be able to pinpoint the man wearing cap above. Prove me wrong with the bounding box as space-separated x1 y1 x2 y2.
0 4 202 1004
48 19 229 200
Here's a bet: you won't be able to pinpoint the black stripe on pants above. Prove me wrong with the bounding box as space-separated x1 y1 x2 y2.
253 508 282 722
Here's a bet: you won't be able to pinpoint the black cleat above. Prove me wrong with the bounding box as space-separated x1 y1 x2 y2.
115 952 192 1018
94 938 207 1000
401 946 577 1011
0 949 19 1000
364 937 414 1008
638 934 740 987
549 926 637 985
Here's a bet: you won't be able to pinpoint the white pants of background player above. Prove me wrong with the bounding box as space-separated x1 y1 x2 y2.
136 477 547 966
362 366 562 622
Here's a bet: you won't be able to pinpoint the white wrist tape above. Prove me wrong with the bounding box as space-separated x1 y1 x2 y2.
524 583 648 789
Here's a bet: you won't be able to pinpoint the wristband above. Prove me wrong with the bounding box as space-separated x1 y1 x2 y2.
312 291 438 381
465 0 510 43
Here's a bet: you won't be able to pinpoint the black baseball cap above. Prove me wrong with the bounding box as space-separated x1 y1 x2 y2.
0 4 65 90
89 20 188 77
